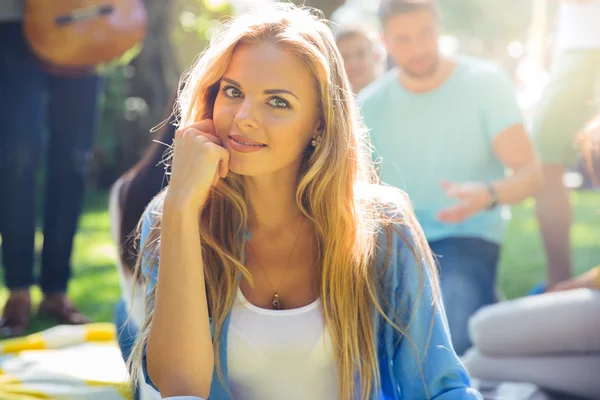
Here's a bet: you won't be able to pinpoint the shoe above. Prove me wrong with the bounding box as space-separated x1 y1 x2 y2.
0 290 31 338
37 294 91 325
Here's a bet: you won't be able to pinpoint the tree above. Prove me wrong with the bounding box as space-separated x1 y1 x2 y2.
93 0 231 187
440 0 532 53
93 0 179 187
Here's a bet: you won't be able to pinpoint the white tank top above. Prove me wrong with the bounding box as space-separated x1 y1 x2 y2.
227 288 338 400
556 0 600 51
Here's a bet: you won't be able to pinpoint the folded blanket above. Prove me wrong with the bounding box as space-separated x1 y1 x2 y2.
0 323 131 400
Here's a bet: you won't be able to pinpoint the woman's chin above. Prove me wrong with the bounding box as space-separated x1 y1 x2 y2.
227 162 255 177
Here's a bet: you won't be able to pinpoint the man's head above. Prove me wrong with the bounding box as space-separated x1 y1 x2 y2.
378 0 440 79
336 25 386 93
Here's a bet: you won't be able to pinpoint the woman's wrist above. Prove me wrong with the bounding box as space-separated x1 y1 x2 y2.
164 191 203 217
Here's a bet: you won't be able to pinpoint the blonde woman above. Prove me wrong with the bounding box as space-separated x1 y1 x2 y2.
128 4 480 400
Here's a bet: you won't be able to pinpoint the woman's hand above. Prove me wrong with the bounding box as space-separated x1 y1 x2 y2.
166 120 230 212
546 266 600 293
146 119 225 397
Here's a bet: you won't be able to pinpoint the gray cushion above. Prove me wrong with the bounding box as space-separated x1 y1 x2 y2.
463 349 600 400
470 378 551 400
468 288 600 356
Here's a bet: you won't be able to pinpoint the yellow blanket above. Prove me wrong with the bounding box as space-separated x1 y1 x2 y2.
0 323 131 399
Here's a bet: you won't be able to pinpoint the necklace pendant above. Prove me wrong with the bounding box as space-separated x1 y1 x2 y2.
272 292 281 310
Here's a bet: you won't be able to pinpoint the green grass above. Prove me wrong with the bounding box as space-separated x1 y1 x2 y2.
0 192 121 335
499 190 600 298
0 189 599 334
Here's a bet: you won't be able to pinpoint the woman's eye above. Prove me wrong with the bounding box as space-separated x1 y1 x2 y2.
268 97 290 109
223 86 242 98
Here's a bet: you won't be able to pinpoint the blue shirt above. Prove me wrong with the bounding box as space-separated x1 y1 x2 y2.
139 197 482 400
358 57 523 244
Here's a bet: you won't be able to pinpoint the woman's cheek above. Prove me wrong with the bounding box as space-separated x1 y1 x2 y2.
213 105 233 139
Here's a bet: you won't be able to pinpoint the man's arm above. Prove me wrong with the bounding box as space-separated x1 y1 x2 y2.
490 123 543 205
437 125 542 223
437 66 542 223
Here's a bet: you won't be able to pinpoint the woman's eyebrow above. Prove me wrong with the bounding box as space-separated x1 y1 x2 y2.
264 88 299 100
221 77 299 100
221 77 242 87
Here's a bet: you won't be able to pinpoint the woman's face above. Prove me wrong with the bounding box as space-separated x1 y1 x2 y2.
213 42 320 178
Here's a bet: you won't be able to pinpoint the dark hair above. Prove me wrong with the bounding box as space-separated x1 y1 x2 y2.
335 24 385 56
114 95 177 274
377 0 439 26
336 24 377 43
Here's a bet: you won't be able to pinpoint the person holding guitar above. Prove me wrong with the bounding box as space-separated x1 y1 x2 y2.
0 0 145 337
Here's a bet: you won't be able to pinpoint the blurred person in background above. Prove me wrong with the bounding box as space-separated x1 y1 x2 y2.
108 98 178 400
359 0 542 356
533 0 600 288
336 24 386 94
0 1 102 337
463 115 600 400
543 111 600 295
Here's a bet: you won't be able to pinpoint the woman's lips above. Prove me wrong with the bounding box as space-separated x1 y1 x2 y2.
228 135 267 153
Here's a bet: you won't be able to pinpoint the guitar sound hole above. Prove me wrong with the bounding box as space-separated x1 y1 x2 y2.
55 5 115 27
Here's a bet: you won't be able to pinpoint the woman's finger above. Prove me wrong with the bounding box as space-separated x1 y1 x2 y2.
189 128 223 147
203 142 230 185
185 120 216 136
175 119 216 140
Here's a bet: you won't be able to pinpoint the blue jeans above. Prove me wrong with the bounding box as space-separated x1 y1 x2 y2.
114 299 140 400
0 22 103 293
429 237 500 356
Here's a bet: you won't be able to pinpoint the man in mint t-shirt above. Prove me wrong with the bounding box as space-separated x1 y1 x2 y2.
359 0 542 355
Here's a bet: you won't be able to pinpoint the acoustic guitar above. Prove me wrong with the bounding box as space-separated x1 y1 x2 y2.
23 0 148 75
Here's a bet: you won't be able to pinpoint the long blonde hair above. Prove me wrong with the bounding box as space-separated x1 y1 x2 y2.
128 4 438 399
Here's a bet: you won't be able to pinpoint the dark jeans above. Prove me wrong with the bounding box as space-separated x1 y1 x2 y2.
0 22 103 293
114 299 140 400
430 237 500 356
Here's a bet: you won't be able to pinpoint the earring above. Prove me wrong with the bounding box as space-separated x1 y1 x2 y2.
311 135 322 148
